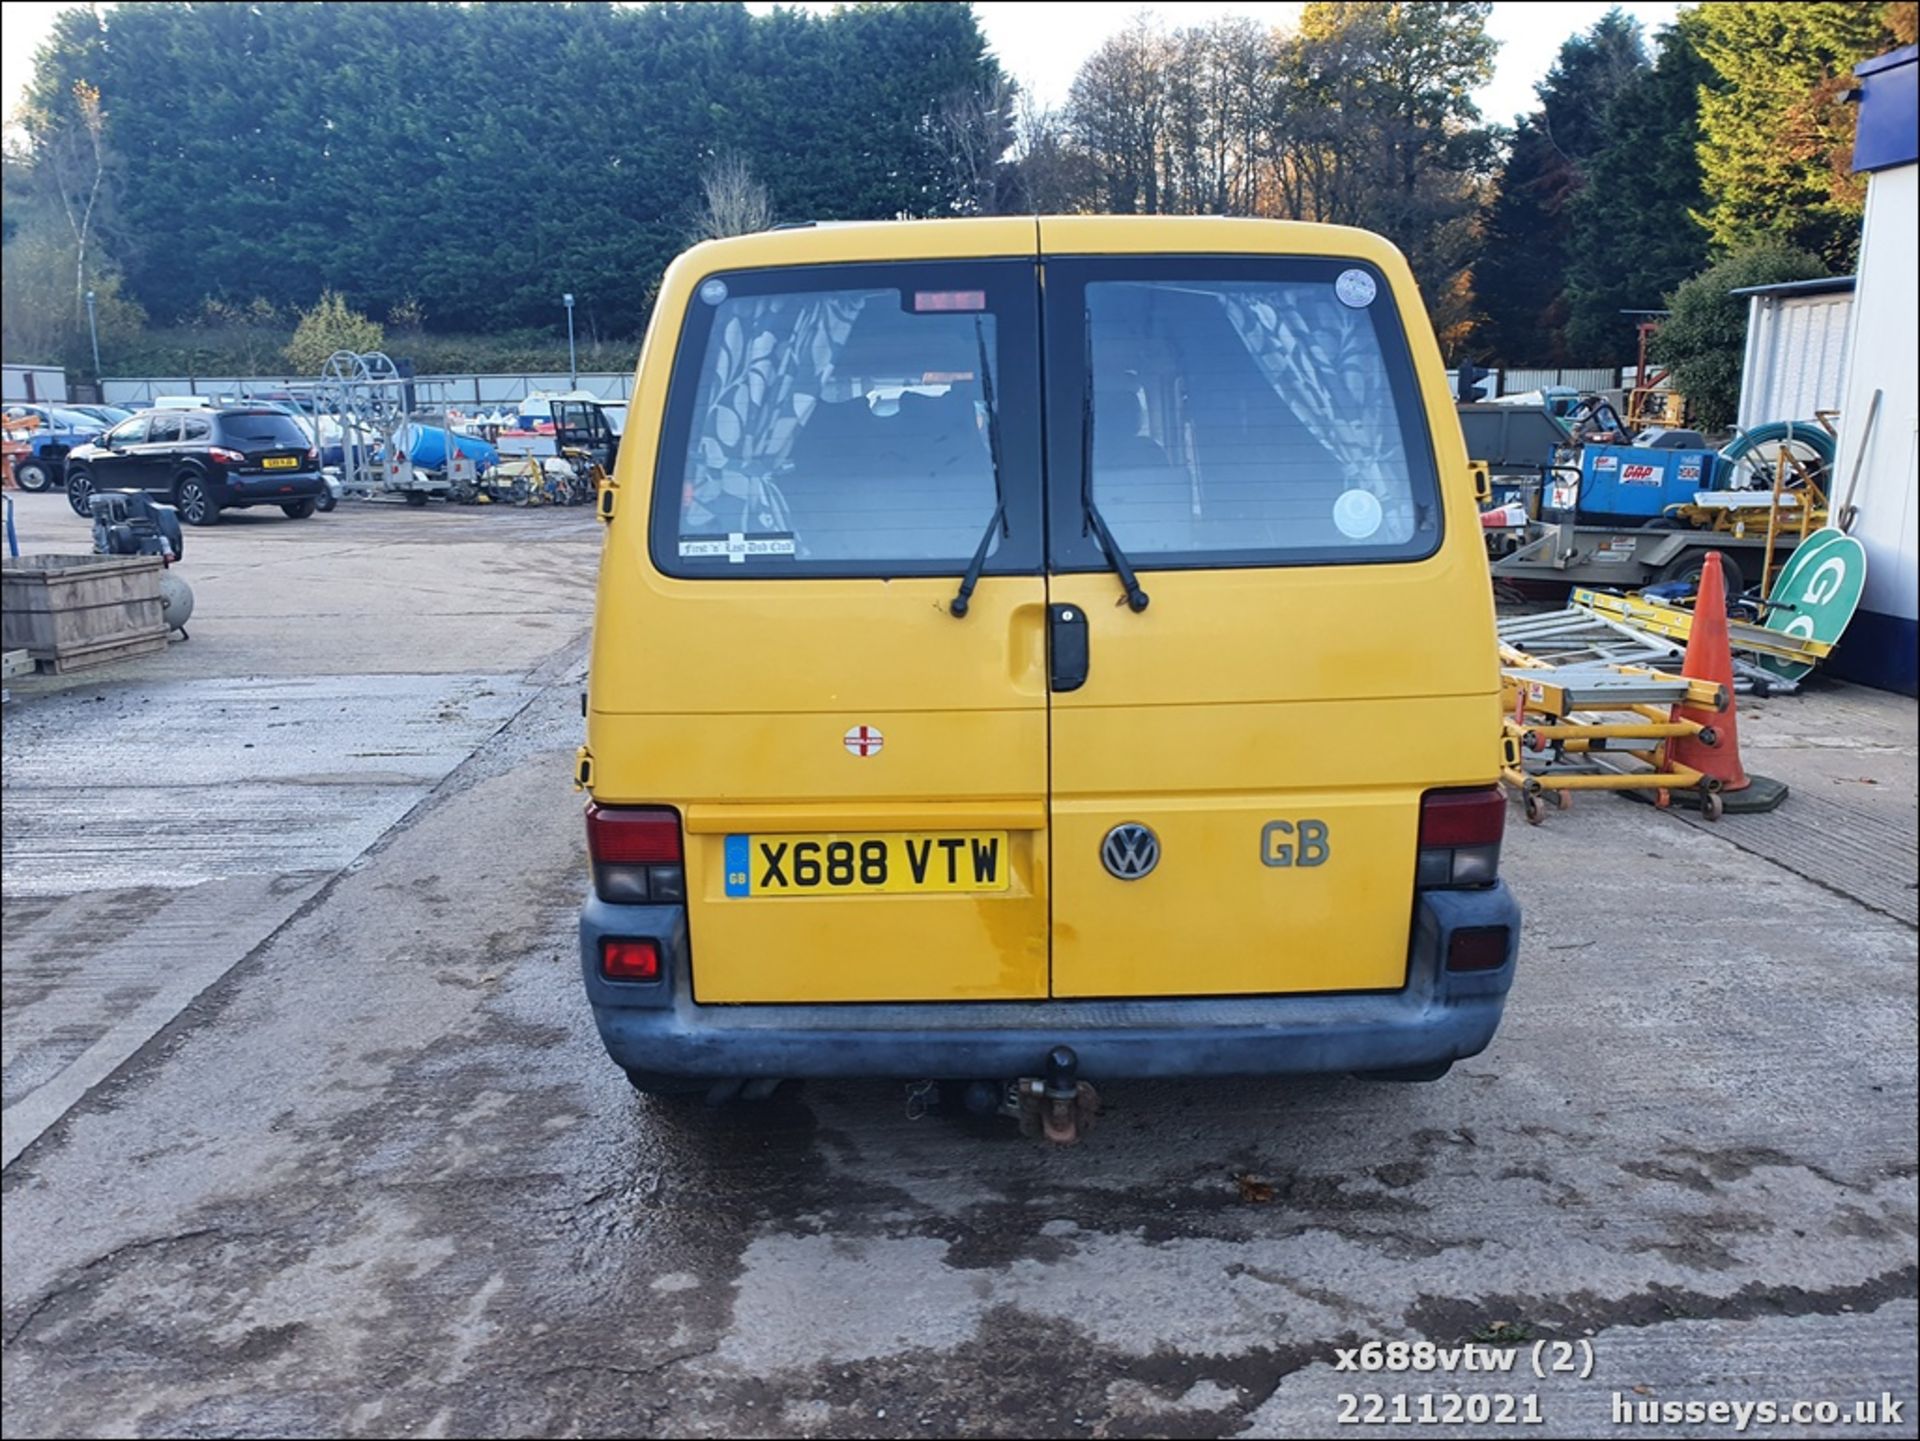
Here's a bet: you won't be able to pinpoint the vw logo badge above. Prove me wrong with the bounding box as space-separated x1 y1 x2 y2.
1101 823 1159 880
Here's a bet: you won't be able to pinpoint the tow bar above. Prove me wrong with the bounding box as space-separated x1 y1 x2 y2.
905 1047 1102 1142
1016 1046 1101 1144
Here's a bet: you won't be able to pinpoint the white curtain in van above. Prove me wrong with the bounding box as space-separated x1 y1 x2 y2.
686 292 864 530
1218 289 1416 541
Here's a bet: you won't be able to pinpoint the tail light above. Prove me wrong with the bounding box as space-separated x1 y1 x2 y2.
306 447 320 465
586 803 684 904
1416 787 1504 889
601 937 661 982
208 446 246 465
1446 927 1511 972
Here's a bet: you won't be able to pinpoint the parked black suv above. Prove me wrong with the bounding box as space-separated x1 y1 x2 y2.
64 408 326 524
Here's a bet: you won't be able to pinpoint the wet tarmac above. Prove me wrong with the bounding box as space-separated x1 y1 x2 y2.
0 490 1913 1437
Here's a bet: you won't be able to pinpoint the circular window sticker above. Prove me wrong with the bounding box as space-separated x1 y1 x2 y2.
698 278 729 306
1334 268 1377 308
1332 488 1383 539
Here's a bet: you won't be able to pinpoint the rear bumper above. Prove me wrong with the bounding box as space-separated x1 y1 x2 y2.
578 885 1521 1081
216 471 327 504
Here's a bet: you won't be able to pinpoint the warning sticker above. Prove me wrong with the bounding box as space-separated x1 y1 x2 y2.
1594 538 1638 563
1334 268 1377 308
1620 462 1660 486
678 532 797 563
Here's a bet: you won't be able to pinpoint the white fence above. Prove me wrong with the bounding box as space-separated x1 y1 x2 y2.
102 370 636 408
1441 366 1643 400
3 364 68 404
1496 367 1632 396
106 363 1642 410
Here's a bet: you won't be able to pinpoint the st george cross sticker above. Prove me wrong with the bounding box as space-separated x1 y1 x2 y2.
843 724 884 758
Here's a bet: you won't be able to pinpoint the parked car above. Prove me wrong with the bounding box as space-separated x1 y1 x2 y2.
64 404 134 427
63 407 327 524
3 404 106 491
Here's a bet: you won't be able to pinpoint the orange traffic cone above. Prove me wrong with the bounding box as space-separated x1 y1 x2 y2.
1666 551 1750 792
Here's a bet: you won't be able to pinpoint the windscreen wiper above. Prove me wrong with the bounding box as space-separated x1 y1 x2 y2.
1081 310 1149 613
950 316 1008 619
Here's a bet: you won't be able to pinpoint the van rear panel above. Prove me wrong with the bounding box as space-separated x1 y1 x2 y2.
585 216 1514 1059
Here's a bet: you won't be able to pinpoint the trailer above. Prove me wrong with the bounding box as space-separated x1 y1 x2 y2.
1491 513 1808 597
293 351 455 506
1484 417 1835 597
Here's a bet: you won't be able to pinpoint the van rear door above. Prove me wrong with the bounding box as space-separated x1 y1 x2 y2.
591 237 1051 1003
1037 223 1499 999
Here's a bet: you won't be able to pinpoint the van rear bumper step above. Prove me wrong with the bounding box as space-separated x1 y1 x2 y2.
579 886 1520 1081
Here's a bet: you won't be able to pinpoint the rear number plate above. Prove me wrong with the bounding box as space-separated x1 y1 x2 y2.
725 832 1008 897
262 456 298 469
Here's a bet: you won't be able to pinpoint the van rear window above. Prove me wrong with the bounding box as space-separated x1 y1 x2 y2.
653 261 1042 577
1072 264 1439 567
221 411 309 448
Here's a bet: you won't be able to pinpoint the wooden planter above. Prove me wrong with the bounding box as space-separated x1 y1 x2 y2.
1 553 169 673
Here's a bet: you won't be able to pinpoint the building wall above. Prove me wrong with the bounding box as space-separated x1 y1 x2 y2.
1737 291 1854 430
1829 162 1918 695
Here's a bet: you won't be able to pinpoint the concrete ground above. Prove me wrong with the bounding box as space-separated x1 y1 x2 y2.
2 486 1914 1438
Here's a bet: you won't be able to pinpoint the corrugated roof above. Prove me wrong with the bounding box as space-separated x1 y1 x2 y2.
1730 276 1857 299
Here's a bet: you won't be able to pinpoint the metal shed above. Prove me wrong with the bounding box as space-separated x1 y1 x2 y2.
1829 44 1918 696
1733 275 1855 431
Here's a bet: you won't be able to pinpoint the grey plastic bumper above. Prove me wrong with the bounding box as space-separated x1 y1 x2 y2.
578 884 1520 1081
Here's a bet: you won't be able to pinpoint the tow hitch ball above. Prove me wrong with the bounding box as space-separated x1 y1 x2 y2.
1016 1046 1100 1144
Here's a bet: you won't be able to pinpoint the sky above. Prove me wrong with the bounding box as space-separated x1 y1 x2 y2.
1 0 1686 138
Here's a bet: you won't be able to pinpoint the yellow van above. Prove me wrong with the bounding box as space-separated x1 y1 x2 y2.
578 216 1519 1127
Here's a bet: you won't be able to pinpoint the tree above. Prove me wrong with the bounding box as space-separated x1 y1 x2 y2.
55 80 109 333
1477 10 1648 365
1158 17 1275 215
1690 2 1911 268
12 58 120 347
284 291 385 375
0 208 145 371
1476 121 1571 366
1285 2 1499 348
1562 19 1714 361
931 73 1017 216
690 153 774 240
1650 245 1824 430
1007 95 1092 215
1066 16 1171 214
8 1 1005 337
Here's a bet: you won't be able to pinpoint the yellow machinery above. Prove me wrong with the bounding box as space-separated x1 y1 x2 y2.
1499 646 1726 824
1659 432 1831 596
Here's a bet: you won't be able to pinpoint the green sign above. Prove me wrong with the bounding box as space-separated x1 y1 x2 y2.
1761 529 1868 682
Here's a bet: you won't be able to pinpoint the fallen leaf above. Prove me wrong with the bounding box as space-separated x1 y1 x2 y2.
1235 1173 1275 1204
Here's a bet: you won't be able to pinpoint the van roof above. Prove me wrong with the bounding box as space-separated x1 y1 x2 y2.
672 214 1403 276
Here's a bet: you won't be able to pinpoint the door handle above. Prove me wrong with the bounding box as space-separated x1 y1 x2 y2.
1048 603 1088 692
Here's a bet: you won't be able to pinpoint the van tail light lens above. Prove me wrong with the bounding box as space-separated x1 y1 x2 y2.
586 804 683 904
1417 787 1504 889
601 937 661 982
208 446 246 465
